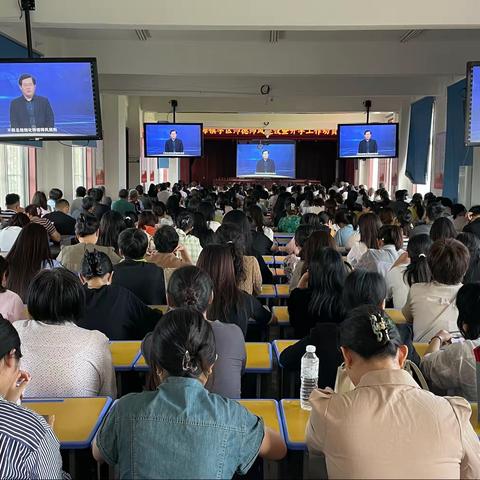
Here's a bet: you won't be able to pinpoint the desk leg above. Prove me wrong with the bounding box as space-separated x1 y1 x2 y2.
69 450 76 479
255 374 261 398
116 371 123 397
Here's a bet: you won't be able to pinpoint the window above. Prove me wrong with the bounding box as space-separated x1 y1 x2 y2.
0 144 29 208
72 147 87 193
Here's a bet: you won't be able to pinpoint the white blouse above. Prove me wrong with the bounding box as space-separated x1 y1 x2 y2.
14 320 117 399
386 264 409 309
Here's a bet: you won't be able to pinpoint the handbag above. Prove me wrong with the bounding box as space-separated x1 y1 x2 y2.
334 360 429 394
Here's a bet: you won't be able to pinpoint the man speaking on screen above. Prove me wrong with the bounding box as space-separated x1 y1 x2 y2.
164 130 184 154
358 130 378 154
10 74 54 130
256 150 276 174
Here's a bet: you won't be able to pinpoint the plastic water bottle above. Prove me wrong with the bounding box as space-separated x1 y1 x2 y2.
300 345 319 411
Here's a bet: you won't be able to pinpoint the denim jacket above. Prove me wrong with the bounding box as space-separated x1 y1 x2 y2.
96 377 265 479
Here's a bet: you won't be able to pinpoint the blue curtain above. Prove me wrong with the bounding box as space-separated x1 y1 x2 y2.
443 79 473 201
405 96 435 184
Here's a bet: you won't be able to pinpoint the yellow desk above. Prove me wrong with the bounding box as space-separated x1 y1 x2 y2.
470 403 480 436
275 285 290 298
272 306 290 326
149 305 169 313
273 340 298 364
110 341 141 371
280 399 310 450
246 342 273 373
259 284 276 299
413 342 429 358
274 255 287 265
385 308 406 324
262 255 275 265
274 232 294 239
239 400 282 434
23 397 112 449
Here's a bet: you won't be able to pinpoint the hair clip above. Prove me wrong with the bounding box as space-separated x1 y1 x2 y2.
370 313 390 344
418 253 426 258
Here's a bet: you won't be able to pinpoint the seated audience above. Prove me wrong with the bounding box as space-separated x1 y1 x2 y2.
198 201 221 232
93 309 286 477
0 316 67 479
152 201 173 227
277 203 301 233
464 205 480 239
14 268 116 398
128 188 143 214
334 210 355 248
288 247 347 339
410 201 445 238
79 250 160 340
6 223 59 302
175 209 203 264
216 223 263 296
97 210 127 255
283 224 316 282
31 191 49 216
457 232 480 283
161 265 245 398
112 188 134 216
89 187 110 220
0 193 23 225
421 283 480 401
24 205 61 243
306 304 480 480
356 225 403 277
403 238 470 342
44 198 76 236
430 216 457 242
191 211 216 249
70 185 87 217
386 234 432 309
0 212 29 252
0 256 24 322
47 188 63 212
346 212 381 267
136 184 151 210
113 228 166 305
197 244 271 336
57 213 121 273
281 269 385 388
248 205 274 253
452 203 468 233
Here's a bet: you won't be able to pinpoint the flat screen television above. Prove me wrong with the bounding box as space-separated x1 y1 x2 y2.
337 123 399 158
0 58 102 140
466 62 480 146
236 141 296 178
144 123 203 157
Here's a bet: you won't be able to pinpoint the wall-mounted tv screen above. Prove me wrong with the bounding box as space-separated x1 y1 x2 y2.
236 141 296 178
144 123 203 157
0 58 102 140
466 62 480 146
337 123 399 158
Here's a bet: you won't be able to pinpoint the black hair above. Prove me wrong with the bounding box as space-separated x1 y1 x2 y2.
342 270 387 310
97 210 127 253
339 305 402 359
215 223 246 283
136 185 144 195
90 188 103 203
154 225 179 253
169 130 177 134
222 209 254 254
430 217 457 242
197 202 215 223
0 257 8 293
81 195 95 212
426 202 445 222
118 228 148 259
469 205 480 217
364 130 372 135
48 188 63 201
191 212 215 248
81 250 113 280
118 189 129 199
76 186 87 198
294 224 316 249
457 283 480 340
146 308 216 379
262 150 269 154
168 266 213 314
18 74 36 86
175 209 194 233
457 232 480 284
123 211 138 229
75 213 99 237
5 193 20 207
0 315 22 360
308 247 347 319
378 225 403 250
6 212 29 228
27 268 86 324
301 212 323 230
404 234 432 286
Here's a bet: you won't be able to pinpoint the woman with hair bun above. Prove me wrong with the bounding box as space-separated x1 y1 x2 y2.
77 250 160 340
93 308 286 477
57 213 121 273
306 304 480 479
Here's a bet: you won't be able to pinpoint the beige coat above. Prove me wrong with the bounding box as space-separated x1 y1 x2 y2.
306 369 480 479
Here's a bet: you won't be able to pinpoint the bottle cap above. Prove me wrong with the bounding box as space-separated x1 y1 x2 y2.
306 345 316 353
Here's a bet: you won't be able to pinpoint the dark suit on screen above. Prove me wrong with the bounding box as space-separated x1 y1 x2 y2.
10 95 54 129
164 138 184 153
358 139 378 154
256 158 276 174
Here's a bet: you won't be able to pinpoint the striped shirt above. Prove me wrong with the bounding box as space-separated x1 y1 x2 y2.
30 216 58 237
0 209 17 225
0 398 68 479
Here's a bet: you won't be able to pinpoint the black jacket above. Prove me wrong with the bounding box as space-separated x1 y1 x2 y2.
164 138 184 153
358 139 378 154
112 260 166 305
256 158 276 174
44 211 76 236
463 218 480 239
10 95 54 129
